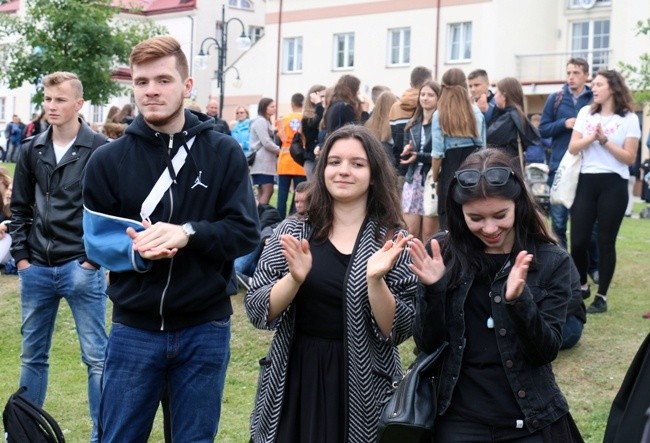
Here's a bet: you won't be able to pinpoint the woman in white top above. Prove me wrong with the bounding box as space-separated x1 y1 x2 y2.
568 69 641 314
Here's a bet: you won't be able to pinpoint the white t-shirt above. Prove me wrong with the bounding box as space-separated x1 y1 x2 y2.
574 105 641 179
53 138 76 164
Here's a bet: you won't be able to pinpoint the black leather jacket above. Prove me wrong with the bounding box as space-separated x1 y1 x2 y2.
486 107 540 158
10 121 107 266
403 119 433 185
414 241 573 433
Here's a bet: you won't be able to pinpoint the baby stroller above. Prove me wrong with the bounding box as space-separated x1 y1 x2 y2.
524 163 550 214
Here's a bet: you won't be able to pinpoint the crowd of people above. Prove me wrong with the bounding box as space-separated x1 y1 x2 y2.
3 32 646 443
240 57 642 442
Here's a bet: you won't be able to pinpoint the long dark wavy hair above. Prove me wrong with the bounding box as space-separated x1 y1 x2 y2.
306 125 404 242
443 148 557 288
330 74 363 120
589 69 635 117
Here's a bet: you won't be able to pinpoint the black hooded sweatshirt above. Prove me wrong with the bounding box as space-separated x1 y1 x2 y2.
83 110 260 331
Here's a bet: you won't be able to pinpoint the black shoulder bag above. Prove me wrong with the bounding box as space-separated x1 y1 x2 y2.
376 341 448 443
289 132 306 166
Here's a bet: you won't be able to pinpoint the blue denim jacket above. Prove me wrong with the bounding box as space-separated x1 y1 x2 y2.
413 241 572 432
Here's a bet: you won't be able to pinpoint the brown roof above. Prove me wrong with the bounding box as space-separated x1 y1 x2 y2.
112 0 196 15
0 0 20 13
0 0 196 15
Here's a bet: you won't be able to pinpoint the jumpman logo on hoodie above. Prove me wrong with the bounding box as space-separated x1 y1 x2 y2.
192 171 208 189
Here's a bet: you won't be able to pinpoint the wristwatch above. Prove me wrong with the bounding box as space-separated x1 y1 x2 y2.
181 223 195 238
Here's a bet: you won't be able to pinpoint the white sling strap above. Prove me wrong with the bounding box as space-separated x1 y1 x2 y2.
140 136 196 222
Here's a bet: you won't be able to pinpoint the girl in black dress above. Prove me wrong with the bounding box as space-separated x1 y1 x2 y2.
246 125 417 443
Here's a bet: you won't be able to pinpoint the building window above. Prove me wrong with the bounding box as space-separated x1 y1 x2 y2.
92 105 103 123
447 22 472 62
569 0 611 8
572 19 610 76
249 25 264 44
0 97 5 122
283 37 303 73
229 0 253 10
388 28 410 66
333 33 355 69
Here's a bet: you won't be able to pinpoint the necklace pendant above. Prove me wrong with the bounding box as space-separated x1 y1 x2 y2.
487 316 494 329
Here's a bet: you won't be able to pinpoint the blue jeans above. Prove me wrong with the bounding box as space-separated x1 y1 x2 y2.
560 315 584 350
99 319 231 442
549 202 570 249
277 175 306 219
19 260 107 442
235 242 263 277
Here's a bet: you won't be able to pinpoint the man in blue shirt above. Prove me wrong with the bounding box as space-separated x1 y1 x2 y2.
540 57 599 285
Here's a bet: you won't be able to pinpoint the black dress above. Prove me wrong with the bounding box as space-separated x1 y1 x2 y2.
275 239 349 443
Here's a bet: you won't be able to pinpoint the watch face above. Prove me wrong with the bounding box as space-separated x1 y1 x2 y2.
183 223 195 236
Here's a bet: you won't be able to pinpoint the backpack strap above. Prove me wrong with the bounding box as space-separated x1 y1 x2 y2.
4 388 66 443
552 88 564 117
13 395 65 442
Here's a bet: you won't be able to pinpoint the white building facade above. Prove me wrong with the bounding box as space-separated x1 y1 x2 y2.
0 0 648 142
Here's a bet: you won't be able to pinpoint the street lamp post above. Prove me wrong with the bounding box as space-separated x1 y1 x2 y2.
197 4 251 118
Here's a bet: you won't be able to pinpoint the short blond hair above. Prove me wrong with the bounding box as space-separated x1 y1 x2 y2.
43 72 83 99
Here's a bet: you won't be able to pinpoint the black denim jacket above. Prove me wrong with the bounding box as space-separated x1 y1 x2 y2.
413 241 572 432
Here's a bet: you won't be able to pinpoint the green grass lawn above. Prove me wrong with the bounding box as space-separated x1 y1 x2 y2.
0 195 648 441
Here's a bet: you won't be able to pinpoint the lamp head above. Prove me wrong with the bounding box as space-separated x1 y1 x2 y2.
236 33 252 51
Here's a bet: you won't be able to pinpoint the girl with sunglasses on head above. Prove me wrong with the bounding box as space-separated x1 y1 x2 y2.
408 148 583 443
567 69 640 314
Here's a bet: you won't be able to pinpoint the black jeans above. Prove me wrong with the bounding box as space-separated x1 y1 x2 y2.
435 412 544 443
571 173 627 296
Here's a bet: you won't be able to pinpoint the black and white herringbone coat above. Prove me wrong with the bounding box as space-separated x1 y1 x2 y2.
245 216 417 443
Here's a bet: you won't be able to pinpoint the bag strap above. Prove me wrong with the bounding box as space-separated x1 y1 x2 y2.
12 391 65 442
140 136 195 222
517 134 525 173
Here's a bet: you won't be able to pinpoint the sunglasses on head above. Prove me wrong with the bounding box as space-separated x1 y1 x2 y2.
454 167 514 189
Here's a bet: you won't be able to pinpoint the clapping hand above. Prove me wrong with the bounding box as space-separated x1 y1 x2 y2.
367 232 412 280
505 251 533 301
408 238 445 285
280 234 312 284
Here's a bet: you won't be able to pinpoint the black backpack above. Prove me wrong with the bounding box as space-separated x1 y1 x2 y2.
2 387 65 443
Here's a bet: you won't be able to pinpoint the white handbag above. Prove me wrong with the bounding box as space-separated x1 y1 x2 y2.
423 169 438 217
550 150 581 209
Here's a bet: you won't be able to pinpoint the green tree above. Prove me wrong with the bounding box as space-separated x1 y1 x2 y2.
620 19 650 104
0 0 166 105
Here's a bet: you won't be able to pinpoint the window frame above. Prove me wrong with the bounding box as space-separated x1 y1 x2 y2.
248 25 264 44
571 18 610 76
569 0 612 9
228 0 253 10
282 36 303 74
92 105 103 124
333 32 355 70
446 22 472 63
387 27 411 67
